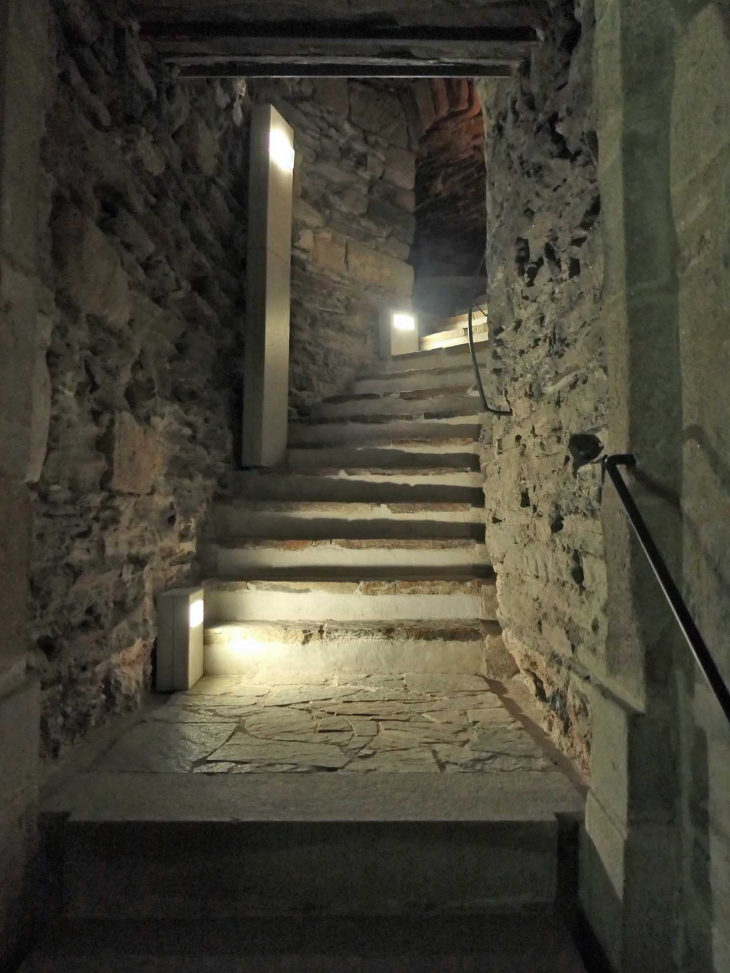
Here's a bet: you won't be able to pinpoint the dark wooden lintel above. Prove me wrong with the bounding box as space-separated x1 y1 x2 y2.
175 61 516 78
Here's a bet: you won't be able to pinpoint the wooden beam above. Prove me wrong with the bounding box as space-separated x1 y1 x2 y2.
175 61 516 78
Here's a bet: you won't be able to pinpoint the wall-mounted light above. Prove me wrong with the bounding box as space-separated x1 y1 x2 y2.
156 587 205 691
393 313 416 332
379 308 420 358
269 128 295 172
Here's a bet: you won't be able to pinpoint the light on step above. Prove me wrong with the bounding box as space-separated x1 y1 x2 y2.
156 587 205 692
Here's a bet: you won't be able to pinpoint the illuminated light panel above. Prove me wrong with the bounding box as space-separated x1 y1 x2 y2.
269 128 295 171
393 313 416 331
189 599 204 629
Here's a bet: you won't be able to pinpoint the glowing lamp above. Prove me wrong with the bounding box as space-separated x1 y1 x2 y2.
379 308 419 358
393 313 416 331
269 128 295 171
156 587 205 691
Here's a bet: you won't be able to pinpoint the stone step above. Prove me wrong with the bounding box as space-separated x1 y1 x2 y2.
313 387 482 420
20 913 588 972
201 538 490 576
420 320 489 352
286 444 481 470
203 577 496 622
225 469 484 504
369 341 489 375
204 618 494 678
352 362 489 395
211 499 485 540
39 773 583 922
287 415 483 447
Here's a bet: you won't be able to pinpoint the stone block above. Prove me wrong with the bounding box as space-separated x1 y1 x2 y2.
51 203 132 328
590 686 676 828
483 633 519 680
293 198 324 228
106 412 163 495
178 116 219 176
55 0 101 45
0 262 37 479
312 231 347 276
345 242 413 296
383 146 416 190
349 82 408 148
312 79 349 116
0 479 30 686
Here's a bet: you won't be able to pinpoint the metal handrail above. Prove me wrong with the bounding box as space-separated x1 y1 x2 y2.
467 255 511 416
604 453 730 726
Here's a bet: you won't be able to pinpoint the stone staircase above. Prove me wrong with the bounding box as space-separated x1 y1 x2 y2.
200 340 502 685
18 339 589 973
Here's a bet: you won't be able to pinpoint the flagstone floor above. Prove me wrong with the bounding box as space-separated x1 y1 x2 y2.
88 674 575 777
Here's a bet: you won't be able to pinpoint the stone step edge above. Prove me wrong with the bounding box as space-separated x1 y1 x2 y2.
288 437 480 450
356 359 490 382
234 466 481 478
203 577 495 593
385 336 489 363
205 538 489 551
321 385 476 405
205 619 501 642
215 500 484 512
291 412 484 426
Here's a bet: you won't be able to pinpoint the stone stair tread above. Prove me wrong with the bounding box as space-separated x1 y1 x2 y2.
356 358 489 382
321 384 475 404
421 321 489 351
218 499 483 512
19 913 587 973
244 466 480 477
205 618 490 632
209 537 487 550
290 436 480 450
291 411 484 425
43 771 582 823
204 576 494 588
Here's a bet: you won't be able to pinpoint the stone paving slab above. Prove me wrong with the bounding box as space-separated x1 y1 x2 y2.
86 675 580 778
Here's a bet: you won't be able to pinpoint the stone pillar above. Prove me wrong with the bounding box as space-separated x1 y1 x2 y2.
580 0 688 968
242 104 294 468
0 0 50 965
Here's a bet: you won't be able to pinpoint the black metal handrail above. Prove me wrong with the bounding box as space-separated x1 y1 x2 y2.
467 255 511 416
604 454 730 726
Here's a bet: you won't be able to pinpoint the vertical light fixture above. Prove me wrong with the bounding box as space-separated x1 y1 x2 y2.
156 587 205 691
242 104 295 468
379 308 419 358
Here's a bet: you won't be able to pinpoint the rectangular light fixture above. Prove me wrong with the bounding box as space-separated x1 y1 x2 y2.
269 128 295 171
156 587 205 692
393 313 416 331
379 308 419 358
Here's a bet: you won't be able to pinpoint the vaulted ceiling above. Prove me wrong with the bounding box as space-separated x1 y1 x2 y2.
132 1 546 77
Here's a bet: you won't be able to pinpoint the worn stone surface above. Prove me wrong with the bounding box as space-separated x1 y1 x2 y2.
30 1 250 759
87 676 565 777
477 0 605 772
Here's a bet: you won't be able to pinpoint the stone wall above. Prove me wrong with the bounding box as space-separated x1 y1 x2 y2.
30 0 250 759
478 0 605 771
581 0 730 967
251 80 416 411
411 79 487 318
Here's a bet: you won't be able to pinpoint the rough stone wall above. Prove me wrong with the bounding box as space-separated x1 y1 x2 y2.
30 0 249 759
412 79 487 315
478 0 605 771
251 80 416 411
